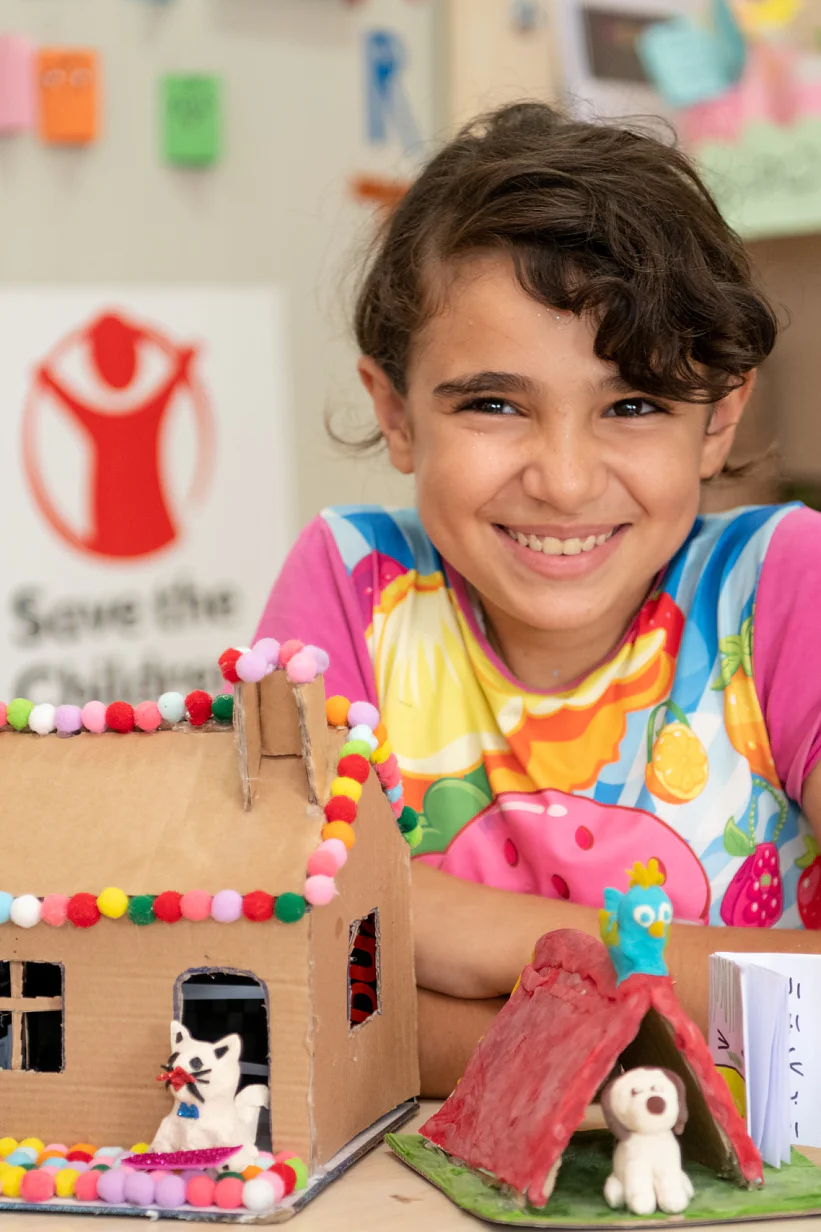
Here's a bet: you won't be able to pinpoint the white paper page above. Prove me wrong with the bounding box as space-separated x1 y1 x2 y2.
745 966 790 1167
709 954 748 1127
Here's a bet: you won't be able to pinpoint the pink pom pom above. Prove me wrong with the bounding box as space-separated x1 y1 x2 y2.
97 1168 127 1204
257 1171 286 1202
41 894 70 927
236 650 268 683
81 700 107 733
278 639 304 666
54 704 83 734
304 645 330 674
285 649 318 684
154 1173 186 1209
21 1170 56 1203
391 799 404 818
306 848 338 877
180 890 212 921
253 638 280 667
377 752 399 779
124 1171 155 1206
382 767 402 790
304 874 335 906
0 702 6 728
347 701 380 730
321 837 348 870
74 1170 101 1201
211 889 243 923
134 701 162 733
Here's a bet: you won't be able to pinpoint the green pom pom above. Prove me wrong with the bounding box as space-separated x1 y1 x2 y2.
212 693 234 723
275 893 306 923
91 1164 110 1172
19 1162 36 1171
286 1157 308 1190
7 698 34 731
221 1172 245 1181
398 806 418 834
127 895 156 925
340 739 372 759
406 825 424 849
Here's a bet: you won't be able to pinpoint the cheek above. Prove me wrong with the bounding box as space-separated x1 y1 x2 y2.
414 425 512 511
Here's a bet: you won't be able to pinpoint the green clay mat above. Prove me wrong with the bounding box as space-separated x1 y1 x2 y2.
386 1132 821 1227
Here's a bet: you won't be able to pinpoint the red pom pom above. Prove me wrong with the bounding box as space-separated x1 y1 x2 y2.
218 648 242 684
153 891 183 923
67 1150 93 1163
270 1163 297 1196
67 893 101 928
323 795 357 824
337 754 370 784
185 690 212 727
105 701 134 733
243 891 274 921
278 639 304 666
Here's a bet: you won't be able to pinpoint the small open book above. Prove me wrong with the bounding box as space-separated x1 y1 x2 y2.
709 954 821 1168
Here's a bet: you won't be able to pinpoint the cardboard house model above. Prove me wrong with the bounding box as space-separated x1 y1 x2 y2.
0 649 419 1217
421 929 762 1208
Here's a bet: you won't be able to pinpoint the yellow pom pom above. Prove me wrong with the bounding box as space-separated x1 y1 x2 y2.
372 740 392 765
0 1138 17 1158
19 1138 44 1153
97 887 129 919
330 776 362 802
56 1168 79 1198
129 1142 151 1154
2 1165 24 1197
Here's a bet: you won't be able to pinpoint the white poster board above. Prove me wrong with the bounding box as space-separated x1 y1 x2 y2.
0 287 289 705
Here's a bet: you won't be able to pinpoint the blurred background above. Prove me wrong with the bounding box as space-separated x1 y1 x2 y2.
0 0 818 704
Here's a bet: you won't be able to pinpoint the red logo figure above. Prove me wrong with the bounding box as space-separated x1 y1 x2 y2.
23 310 213 560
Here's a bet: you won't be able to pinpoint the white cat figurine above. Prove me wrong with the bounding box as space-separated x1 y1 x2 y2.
151 1021 269 1172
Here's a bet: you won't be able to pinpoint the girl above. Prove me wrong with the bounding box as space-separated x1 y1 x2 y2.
257 103 821 1093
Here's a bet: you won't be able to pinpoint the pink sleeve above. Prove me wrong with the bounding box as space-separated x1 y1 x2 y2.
254 516 376 705
754 506 821 805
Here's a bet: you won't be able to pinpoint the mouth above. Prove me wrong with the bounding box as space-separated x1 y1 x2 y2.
501 526 620 557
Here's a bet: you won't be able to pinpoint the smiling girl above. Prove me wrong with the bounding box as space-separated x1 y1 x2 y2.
257 103 821 1092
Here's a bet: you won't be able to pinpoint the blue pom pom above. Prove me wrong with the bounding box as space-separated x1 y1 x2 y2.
386 784 403 803
157 692 186 724
0 893 13 924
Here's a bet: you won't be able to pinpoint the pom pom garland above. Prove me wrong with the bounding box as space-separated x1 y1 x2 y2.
304 644 330 674
243 890 274 921
349 724 379 751
157 692 186 724
347 701 380 730
336 754 370 784
236 650 268 683
21 1169 54 1202
243 1176 277 1211
180 890 211 921
134 701 162 733
386 784 404 803
325 695 350 727
29 703 56 735
285 649 319 684
81 701 107 733
331 776 362 802
186 1175 216 1207
97 888 129 919
321 837 349 869
185 690 212 726
215 1176 244 1209
10 895 41 928
274 893 306 923
153 891 183 923
212 693 234 723
0 702 6 728
154 1173 186 1208
41 894 69 926
218 647 242 683
253 638 281 667
256 1169 286 1202
304 875 335 906
67 894 101 928
55 704 83 734
306 848 338 877
74 1170 101 1202
127 895 156 926
372 739 393 765
97 1167 126 1204
0 893 12 924
7 698 34 731
321 821 356 850
323 794 357 824
105 702 135 734
278 639 304 666
211 889 243 923
123 1171 155 1206
340 739 373 760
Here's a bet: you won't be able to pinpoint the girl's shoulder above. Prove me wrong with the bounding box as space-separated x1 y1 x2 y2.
319 505 442 576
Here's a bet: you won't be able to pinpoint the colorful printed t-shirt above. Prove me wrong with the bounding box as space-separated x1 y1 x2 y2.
257 503 821 929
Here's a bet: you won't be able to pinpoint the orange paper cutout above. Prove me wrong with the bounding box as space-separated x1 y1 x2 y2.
37 48 99 145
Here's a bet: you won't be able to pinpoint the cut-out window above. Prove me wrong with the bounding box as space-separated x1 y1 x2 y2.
348 910 380 1029
0 961 64 1072
176 970 270 1150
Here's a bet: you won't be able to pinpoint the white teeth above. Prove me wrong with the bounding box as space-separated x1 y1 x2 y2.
507 527 616 555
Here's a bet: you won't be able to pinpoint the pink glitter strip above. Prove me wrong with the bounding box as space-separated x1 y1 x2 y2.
122 1145 241 1170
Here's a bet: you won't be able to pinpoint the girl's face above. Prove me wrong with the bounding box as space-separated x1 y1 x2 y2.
361 253 752 656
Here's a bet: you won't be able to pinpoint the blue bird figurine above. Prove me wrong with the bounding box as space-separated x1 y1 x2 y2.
599 859 673 984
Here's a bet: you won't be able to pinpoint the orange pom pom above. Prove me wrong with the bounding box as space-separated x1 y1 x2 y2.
321 821 356 850
326 695 350 727
373 722 388 746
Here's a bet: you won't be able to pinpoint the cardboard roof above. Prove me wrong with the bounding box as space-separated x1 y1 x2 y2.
0 721 334 898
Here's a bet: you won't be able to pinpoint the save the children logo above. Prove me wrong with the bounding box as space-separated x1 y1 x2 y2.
22 310 214 561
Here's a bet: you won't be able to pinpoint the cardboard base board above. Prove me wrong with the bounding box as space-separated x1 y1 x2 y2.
387 1131 821 1228
0 1101 417 1224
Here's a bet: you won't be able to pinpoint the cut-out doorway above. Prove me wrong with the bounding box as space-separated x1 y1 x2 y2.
177 970 270 1150
0 961 64 1073
348 910 380 1029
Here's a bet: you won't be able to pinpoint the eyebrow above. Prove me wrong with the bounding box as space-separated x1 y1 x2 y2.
432 371 541 399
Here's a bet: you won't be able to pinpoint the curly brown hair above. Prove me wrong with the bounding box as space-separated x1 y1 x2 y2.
350 101 777 451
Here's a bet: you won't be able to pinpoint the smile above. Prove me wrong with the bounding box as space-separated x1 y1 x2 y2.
503 527 618 556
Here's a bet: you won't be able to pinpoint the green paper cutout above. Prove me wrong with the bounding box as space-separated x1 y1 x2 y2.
388 1132 821 1227
162 74 220 166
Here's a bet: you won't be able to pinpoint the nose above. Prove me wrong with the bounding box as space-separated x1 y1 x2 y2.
648 922 666 939
646 1096 666 1116
189 1056 203 1071
520 416 608 512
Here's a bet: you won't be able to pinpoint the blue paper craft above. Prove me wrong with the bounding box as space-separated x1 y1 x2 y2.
365 29 420 154
637 0 747 109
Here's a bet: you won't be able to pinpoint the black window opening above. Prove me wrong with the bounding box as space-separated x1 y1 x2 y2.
178 971 271 1150
0 961 64 1072
348 910 380 1029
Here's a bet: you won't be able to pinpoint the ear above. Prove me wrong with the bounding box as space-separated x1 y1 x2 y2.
171 1021 190 1049
700 371 757 481
661 1069 688 1134
213 1032 242 1063
600 1079 630 1141
357 356 414 475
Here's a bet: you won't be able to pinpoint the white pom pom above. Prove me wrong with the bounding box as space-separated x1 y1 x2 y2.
349 724 379 752
242 1177 276 1212
157 692 186 724
28 703 56 735
11 895 42 928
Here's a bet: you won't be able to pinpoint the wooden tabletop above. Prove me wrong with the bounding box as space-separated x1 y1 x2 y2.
4 1104 821 1231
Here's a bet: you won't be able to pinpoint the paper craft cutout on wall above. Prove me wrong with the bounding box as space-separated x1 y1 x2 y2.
365 30 420 154
637 0 746 108
0 35 34 133
162 74 221 166
37 48 99 145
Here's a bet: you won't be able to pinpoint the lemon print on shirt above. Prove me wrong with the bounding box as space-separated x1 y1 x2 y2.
645 701 709 804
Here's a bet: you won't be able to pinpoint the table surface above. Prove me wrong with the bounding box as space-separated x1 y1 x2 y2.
4 1104 821 1231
